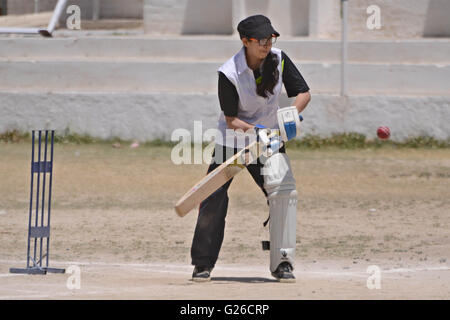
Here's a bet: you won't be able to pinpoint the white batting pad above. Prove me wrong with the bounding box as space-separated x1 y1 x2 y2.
263 153 298 272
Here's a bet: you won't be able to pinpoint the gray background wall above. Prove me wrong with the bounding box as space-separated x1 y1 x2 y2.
143 0 450 38
1 1 449 142
7 0 143 19
4 0 450 38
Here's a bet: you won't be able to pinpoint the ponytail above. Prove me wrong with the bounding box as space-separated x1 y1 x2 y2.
257 52 279 98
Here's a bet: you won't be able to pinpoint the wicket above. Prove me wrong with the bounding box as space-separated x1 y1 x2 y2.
9 130 65 275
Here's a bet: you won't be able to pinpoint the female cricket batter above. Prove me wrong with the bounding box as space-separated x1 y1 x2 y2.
190 15 311 282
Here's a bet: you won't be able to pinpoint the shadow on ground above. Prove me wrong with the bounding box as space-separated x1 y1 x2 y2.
211 277 277 283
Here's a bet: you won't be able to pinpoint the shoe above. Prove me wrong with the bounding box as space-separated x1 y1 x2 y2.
192 266 212 282
271 262 296 283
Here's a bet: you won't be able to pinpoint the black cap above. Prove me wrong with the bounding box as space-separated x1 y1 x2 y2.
237 15 280 39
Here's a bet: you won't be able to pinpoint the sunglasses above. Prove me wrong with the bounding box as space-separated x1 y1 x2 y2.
248 35 278 46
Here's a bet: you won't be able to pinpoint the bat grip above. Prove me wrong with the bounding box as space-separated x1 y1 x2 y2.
257 128 271 145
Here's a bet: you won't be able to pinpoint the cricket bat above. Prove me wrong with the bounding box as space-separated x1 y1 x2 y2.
174 129 279 217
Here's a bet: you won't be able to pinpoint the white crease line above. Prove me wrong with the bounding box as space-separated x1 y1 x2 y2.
0 274 25 278
303 271 366 278
0 291 109 300
1 260 449 278
384 266 450 273
0 295 53 300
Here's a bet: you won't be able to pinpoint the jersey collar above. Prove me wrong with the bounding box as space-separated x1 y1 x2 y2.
236 46 252 75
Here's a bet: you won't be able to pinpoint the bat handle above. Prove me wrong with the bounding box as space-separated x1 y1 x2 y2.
257 128 271 145
299 114 304 122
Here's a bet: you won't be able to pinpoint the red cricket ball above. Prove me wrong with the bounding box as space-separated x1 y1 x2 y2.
377 126 390 140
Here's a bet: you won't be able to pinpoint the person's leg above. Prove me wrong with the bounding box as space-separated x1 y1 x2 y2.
191 145 235 269
245 146 286 200
245 163 267 197
263 151 298 282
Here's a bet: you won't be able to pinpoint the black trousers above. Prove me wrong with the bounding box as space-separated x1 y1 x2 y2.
190 144 285 268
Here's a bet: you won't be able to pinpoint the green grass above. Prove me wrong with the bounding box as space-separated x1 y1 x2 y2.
0 130 29 143
1 130 449 149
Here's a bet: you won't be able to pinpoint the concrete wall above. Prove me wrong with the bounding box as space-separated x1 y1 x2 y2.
143 0 187 35
144 0 309 36
423 0 450 37
8 0 143 19
5 0 450 38
3 37 449 64
144 0 234 35
2 59 449 95
1 92 449 142
0 0 5 15
236 0 310 36
144 0 450 38
0 36 448 141
346 0 450 39
7 0 56 14
304 0 450 39
1 4 449 142
308 0 341 39
99 0 143 19
287 0 450 39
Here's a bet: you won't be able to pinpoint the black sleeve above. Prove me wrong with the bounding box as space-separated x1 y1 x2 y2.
281 51 310 97
218 71 239 117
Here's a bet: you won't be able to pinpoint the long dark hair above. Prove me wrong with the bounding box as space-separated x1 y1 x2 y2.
257 51 279 98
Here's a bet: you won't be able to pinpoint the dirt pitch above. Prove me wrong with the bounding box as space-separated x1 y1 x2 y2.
0 142 449 299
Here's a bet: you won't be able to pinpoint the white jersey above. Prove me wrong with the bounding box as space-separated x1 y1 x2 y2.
216 46 283 148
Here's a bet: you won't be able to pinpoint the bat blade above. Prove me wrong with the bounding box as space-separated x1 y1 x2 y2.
174 132 275 217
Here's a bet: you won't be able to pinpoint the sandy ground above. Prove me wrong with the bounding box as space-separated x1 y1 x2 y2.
0 142 449 299
0 12 52 28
